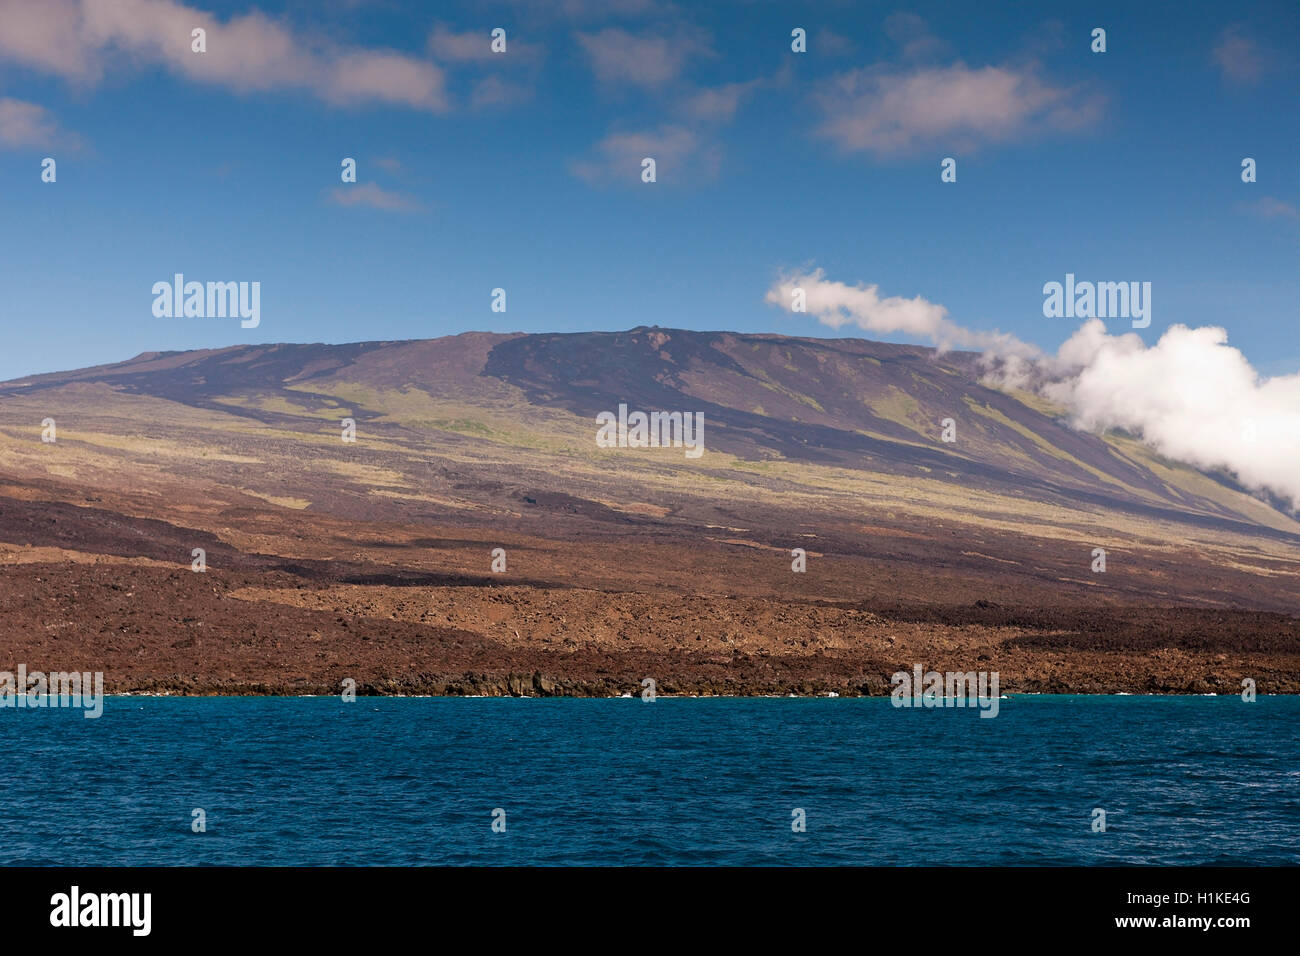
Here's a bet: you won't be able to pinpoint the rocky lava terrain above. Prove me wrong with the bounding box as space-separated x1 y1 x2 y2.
0 328 1296 695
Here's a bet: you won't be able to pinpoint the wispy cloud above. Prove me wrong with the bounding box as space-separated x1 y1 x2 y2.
1240 196 1300 221
812 28 855 59
425 24 541 110
0 96 69 148
501 0 671 20
428 24 498 63
883 13 948 61
682 76 764 122
575 40 769 183
0 0 448 111
327 182 422 211
1213 26 1267 85
469 75 534 109
569 124 716 185
576 26 710 89
764 268 1038 358
766 269 1300 509
427 24 543 65
814 62 1101 156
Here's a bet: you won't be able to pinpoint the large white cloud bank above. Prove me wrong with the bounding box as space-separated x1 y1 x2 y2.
766 269 1300 510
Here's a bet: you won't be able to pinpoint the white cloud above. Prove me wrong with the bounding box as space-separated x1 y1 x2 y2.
812 28 855 59
576 26 709 89
815 62 1100 155
0 97 66 147
682 76 764 122
766 269 1300 509
469 74 533 109
428 24 542 65
327 183 422 211
570 124 716 185
425 24 540 111
1241 196 1300 221
327 50 446 110
0 0 89 80
882 13 947 61
764 269 1040 358
0 0 448 110
1042 320 1300 508
428 25 498 63
1213 26 1266 85
502 0 670 20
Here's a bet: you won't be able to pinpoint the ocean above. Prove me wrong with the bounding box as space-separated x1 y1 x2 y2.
3 695 1297 865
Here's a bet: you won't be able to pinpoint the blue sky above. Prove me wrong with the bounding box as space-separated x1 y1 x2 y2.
0 0 1296 381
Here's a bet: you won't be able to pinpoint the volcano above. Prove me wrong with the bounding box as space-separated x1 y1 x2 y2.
0 327 1295 696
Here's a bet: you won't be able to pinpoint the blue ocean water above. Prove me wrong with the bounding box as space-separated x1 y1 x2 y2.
2 695 1297 865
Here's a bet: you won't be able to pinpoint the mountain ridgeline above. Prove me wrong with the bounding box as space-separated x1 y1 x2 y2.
2 327 1294 537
